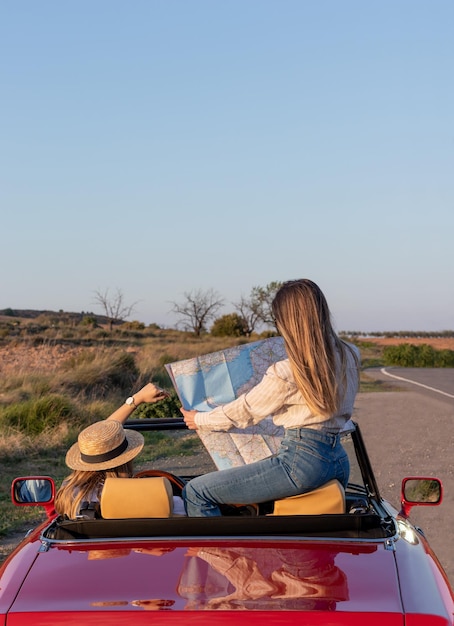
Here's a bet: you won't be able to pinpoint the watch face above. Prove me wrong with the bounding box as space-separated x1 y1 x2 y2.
126 397 134 405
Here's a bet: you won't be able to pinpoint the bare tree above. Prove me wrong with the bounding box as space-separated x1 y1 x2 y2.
170 289 225 337
234 281 283 333
252 281 283 327
93 288 138 331
233 294 264 337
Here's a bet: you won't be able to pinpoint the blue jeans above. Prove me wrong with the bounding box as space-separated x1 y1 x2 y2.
183 428 350 517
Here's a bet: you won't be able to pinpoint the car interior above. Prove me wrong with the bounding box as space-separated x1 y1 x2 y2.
44 467 392 543
14 423 398 543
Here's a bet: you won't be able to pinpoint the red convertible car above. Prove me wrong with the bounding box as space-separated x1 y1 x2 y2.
1 419 453 625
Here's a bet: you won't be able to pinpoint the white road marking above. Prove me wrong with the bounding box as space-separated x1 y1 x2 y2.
380 368 454 399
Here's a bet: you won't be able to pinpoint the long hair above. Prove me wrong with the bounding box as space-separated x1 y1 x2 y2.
55 462 133 519
272 279 357 417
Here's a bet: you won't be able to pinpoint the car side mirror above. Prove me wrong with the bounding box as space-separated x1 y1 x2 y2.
399 477 442 518
11 477 56 518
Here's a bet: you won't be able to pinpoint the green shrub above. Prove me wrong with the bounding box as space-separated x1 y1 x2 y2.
80 315 98 328
415 344 436 367
437 349 454 367
211 314 247 337
383 344 417 366
0 394 75 435
123 320 145 331
383 343 454 367
136 392 182 419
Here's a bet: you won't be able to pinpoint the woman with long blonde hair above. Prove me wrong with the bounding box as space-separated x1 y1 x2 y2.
180 279 360 517
55 383 169 518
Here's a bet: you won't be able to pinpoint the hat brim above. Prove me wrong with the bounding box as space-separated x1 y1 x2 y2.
65 429 144 471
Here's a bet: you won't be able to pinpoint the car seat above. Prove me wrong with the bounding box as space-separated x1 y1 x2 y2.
100 477 174 519
269 480 346 515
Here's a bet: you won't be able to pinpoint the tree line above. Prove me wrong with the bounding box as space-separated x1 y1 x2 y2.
94 282 282 337
3 281 453 339
93 284 454 339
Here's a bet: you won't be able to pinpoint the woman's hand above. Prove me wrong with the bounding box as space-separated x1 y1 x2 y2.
135 383 170 404
106 383 170 424
180 408 198 430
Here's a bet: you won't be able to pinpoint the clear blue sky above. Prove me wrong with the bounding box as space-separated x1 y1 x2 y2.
1 1 453 332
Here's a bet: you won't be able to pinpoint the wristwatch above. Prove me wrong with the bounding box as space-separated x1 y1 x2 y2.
125 396 137 408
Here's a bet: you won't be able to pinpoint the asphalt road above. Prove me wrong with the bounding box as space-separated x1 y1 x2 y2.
355 367 454 586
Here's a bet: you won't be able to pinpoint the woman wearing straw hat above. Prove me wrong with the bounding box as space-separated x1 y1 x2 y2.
55 382 169 518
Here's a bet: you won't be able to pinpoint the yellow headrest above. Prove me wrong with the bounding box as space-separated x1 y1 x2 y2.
100 477 174 519
270 479 346 516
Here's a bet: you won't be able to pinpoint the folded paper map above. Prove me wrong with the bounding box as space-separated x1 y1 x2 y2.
165 336 287 470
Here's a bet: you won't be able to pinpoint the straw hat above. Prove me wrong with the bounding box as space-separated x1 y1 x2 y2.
66 420 144 471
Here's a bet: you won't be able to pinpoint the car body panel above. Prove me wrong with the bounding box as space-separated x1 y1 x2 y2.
5 611 406 626
393 520 454 621
8 539 402 613
5 535 412 625
0 534 41 617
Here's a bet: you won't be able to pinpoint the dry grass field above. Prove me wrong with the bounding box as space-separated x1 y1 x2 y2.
362 336 454 351
0 343 92 374
2 335 453 374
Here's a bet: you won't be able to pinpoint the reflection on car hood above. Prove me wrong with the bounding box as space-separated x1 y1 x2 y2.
8 539 405 623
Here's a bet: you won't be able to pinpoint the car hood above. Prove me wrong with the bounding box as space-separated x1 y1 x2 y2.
6 538 407 624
